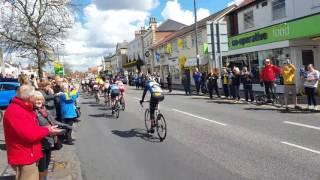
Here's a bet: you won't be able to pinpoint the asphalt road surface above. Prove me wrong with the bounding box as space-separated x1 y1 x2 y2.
74 87 320 180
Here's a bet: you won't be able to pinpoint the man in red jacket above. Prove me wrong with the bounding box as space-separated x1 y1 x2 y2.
3 85 62 180
260 59 281 102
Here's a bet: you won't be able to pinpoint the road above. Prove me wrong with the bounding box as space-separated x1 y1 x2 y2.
74 87 320 180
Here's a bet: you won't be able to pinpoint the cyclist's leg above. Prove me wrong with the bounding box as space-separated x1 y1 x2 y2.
149 97 157 129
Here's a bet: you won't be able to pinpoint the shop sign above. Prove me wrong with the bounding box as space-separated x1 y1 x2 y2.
229 14 320 50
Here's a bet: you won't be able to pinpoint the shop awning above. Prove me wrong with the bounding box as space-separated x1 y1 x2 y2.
184 57 209 67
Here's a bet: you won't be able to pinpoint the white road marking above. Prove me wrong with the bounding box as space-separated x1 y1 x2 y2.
281 141 320 155
283 121 320 131
172 109 227 126
134 97 141 100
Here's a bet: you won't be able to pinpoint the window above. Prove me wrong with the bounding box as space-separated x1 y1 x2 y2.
272 0 286 20
261 0 268 7
243 10 254 29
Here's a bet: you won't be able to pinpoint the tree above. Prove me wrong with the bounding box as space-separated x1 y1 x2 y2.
0 0 74 78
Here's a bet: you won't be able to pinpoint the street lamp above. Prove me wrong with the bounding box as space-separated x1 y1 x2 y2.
194 0 200 70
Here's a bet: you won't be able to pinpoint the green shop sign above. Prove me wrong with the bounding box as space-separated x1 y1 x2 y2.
229 14 320 50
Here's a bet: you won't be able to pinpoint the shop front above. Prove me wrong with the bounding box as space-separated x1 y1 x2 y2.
224 13 320 92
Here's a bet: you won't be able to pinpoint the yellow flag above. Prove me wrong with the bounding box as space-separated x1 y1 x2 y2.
177 38 184 49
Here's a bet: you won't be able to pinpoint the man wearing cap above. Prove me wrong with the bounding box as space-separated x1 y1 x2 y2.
260 59 281 102
281 58 298 110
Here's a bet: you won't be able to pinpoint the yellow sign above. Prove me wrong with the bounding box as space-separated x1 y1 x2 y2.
177 38 184 49
178 56 186 68
166 43 172 54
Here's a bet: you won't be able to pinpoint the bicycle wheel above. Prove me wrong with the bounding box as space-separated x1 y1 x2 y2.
156 113 167 142
115 107 120 118
144 109 151 132
121 98 126 111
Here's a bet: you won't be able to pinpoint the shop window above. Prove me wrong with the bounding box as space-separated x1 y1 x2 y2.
244 10 254 29
272 0 286 20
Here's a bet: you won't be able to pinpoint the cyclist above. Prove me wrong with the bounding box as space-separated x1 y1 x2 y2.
93 82 100 101
108 79 120 114
104 78 110 101
140 76 164 133
115 77 125 105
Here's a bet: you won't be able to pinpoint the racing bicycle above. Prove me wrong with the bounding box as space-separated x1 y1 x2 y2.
141 101 167 142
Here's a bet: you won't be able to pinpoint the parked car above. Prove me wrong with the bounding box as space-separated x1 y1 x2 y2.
0 81 20 107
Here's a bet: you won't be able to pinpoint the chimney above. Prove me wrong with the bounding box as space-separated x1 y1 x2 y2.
149 17 157 30
134 30 141 38
140 26 147 35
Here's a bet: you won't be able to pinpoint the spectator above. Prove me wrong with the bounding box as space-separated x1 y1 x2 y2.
260 59 281 102
39 82 56 117
53 78 63 122
241 67 254 102
167 73 172 93
281 59 298 110
200 71 208 94
0 72 3 79
221 68 230 99
60 83 78 145
207 68 220 99
3 85 61 180
303 64 320 110
232 67 241 102
32 91 55 180
182 71 191 95
193 68 201 95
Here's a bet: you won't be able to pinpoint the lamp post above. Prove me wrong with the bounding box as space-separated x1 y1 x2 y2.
194 0 200 70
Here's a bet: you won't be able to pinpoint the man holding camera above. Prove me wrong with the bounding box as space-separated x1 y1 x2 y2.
282 58 298 110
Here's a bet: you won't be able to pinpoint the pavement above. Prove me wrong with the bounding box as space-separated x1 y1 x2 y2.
0 117 82 180
74 86 320 180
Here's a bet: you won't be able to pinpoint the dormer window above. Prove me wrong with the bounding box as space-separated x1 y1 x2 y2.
244 10 254 29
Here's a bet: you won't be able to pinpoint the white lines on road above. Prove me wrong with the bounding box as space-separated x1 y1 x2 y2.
172 109 227 126
283 121 320 131
281 141 320 155
134 97 141 101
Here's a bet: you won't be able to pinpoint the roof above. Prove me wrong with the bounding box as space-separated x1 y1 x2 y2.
151 5 236 49
229 0 263 14
157 19 187 32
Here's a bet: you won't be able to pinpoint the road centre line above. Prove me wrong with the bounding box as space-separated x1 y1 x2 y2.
172 109 227 126
281 141 320 155
283 121 320 131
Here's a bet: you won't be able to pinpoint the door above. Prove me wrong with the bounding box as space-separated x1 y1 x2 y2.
302 50 314 70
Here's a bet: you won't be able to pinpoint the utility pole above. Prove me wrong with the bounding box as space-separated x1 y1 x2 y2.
194 0 200 70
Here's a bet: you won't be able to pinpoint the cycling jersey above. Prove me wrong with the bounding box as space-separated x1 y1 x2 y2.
116 80 125 93
146 81 163 98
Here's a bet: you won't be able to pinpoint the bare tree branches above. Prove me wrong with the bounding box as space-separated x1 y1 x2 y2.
0 0 74 77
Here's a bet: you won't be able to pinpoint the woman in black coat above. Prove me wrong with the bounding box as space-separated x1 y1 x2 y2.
207 68 220 99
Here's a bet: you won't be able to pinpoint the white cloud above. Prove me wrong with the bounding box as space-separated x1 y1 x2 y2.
93 0 159 11
161 0 210 25
62 4 150 71
228 0 245 7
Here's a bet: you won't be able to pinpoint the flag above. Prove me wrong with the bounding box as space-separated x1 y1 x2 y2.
178 38 184 49
54 61 64 75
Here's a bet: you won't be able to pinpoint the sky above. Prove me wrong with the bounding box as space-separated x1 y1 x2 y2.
63 0 243 71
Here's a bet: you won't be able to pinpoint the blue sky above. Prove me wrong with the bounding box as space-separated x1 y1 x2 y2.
75 0 233 24
62 0 237 70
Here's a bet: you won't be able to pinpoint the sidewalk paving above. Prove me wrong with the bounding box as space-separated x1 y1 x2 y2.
0 123 82 180
130 85 320 112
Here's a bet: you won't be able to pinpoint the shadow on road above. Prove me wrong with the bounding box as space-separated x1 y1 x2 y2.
207 100 250 105
89 104 104 107
244 107 318 114
111 129 161 143
0 176 15 180
88 113 113 118
81 101 96 105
